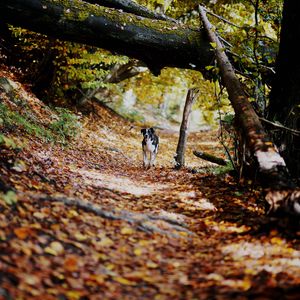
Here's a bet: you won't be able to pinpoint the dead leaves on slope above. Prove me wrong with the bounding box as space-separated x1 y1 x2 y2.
1 95 300 299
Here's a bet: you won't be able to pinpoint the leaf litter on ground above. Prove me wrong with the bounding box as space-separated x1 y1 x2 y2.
0 68 300 299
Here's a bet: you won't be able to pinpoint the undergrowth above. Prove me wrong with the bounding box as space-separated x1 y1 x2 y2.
0 103 81 145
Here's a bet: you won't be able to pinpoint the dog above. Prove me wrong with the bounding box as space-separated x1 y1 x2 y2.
141 128 159 168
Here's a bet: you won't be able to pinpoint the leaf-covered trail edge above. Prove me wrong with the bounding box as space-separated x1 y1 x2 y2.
1 71 300 300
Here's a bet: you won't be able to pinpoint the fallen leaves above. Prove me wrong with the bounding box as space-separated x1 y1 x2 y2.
1 74 300 299
14 227 33 240
44 241 64 256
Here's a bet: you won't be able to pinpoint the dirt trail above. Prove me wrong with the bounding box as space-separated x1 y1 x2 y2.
1 90 300 299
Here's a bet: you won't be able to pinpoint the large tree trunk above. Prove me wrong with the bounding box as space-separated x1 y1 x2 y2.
199 5 300 215
268 0 300 178
0 0 213 75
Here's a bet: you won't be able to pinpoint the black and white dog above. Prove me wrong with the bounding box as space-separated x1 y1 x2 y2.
141 128 159 168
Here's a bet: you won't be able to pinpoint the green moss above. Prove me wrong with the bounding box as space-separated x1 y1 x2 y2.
45 0 197 36
0 103 81 145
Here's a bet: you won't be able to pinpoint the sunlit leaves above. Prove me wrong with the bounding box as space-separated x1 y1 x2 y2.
1 190 18 205
8 26 129 103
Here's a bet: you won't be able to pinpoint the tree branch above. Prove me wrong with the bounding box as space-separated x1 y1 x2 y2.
259 117 300 135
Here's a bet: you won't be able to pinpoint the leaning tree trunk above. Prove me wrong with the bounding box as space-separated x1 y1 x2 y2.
0 0 213 75
199 5 300 215
175 88 199 169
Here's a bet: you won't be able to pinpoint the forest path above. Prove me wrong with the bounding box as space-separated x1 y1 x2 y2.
1 102 300 299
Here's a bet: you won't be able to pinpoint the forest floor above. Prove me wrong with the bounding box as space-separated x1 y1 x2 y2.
1 67 300 300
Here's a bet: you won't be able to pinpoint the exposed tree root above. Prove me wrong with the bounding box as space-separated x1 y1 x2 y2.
27 193 195 238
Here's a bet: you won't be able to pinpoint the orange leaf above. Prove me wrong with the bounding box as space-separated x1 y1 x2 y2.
64 256 79 272
14 227 32 240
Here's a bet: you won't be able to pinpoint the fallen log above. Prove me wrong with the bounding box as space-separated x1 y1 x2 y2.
193 150 227 166
0 0 213 74
199 5 300 215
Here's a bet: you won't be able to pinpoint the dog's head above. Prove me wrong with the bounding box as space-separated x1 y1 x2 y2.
141 128 155 140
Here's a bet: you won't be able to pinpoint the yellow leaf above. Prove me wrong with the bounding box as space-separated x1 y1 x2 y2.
74 232 87 241
33 212 47 219
210 42 217 49
66 291 84 300
68 210 79 218
240 279 252 291
29 223 42 229
134 247 143 256
45 241 64 255
96 253 109 261
88 274 106 285
271 237 284 245
207 273 224 281
146 261 158 269
44 247 58 256
97 237 114 247
121 227 134 235
22 246 32 256
113 276 136 286
105 263 115 271
138 240 150 246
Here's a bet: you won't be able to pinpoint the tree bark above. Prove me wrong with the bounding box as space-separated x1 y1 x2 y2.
85 0 177 22
175 88 199 169
199 5 300 215
0 0 213 74
268 0 300 178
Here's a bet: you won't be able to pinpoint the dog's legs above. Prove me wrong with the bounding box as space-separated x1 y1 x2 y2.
150 151 156 167
143 151 149 168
